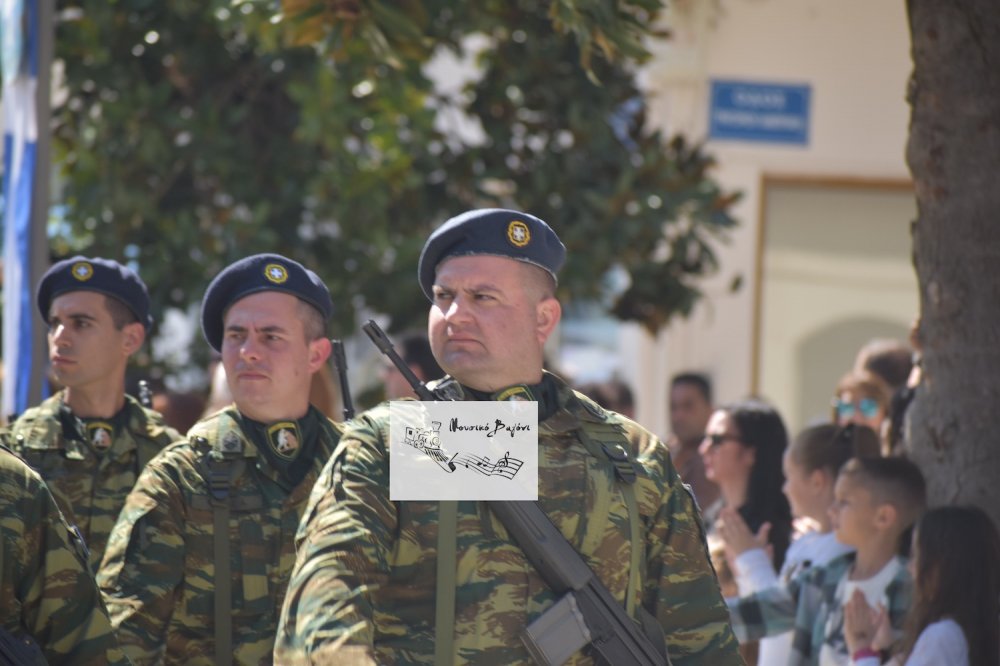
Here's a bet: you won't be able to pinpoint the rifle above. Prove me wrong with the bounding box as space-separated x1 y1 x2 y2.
0 627 46 665
361 321 435 401
362 319 669 666
331 339 355 420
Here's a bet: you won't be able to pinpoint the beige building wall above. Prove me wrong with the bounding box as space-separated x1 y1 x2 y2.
620 0 917 438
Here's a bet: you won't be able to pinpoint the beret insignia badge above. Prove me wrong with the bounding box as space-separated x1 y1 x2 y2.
507 221 531 248
72 261 94 281
264 263 289 284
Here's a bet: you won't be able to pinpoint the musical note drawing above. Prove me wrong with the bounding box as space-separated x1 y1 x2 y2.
402 420 525 479
449 451 524 479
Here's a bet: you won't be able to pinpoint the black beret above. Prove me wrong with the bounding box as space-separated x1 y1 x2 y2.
417 208 566 300
37 256 153 331
200 253 332 351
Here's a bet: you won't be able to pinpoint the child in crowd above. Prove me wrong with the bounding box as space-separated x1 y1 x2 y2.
844 504 1000 666
831 371 892 446
718 423 881 665
727 456 926 666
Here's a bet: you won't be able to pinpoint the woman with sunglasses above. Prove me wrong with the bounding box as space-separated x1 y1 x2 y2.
699 399 794 663
832 370 893 452
699 399 794 566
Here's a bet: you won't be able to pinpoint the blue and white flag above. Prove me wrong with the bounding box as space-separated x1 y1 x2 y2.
1 0 43 420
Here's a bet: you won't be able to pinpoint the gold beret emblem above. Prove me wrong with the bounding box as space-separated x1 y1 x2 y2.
507 221 531 248
71 261 94 281
264 263 289 284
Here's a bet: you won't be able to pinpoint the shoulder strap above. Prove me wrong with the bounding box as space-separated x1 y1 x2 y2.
193 434 238 666
575 421 643 619
434 500 458 666
131 404 160 471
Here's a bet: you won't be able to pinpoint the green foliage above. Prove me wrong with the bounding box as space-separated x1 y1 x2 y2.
52 0 739 379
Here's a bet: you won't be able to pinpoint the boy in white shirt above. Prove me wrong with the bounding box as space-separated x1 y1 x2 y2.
727 456 926 666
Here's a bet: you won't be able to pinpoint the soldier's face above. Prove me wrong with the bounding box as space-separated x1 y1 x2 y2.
428 255 560 392
47 291 135 390
221 291 327 422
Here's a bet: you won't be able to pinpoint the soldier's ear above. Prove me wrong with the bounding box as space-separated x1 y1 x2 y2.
535 297 561 345
307 337 332 373
121 321 145 356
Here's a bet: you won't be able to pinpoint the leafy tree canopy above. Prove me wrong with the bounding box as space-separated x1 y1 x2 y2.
52 0 738 380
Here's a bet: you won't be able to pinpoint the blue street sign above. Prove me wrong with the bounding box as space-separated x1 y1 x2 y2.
709 79 811 145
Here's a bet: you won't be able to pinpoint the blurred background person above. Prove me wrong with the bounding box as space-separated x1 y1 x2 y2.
668 371 720 509
700 399 794 567
853 338 913 394
832 370 893 453
853 336 916 456
701 398 793 664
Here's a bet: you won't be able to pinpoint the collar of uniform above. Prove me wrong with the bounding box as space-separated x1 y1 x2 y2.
237 411 319 461
236 407 323 491
460 373 561 421
56 392 143 459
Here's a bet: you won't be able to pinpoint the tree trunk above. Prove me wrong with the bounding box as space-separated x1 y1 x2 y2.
906 0 1000 526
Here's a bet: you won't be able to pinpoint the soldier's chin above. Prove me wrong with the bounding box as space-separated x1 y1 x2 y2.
50 368 74 385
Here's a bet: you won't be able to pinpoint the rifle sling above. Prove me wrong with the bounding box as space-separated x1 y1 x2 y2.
434 500 458 666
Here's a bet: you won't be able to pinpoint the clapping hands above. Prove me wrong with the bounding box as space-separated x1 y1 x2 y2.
843 588 892 654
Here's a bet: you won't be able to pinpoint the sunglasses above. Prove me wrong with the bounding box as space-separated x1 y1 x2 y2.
706 433 742 448
833 397 880 420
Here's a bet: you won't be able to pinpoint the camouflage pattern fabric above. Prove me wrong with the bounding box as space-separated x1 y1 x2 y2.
0 446 129 665
9 392 181 569
275 373 743 665
98 406 342 665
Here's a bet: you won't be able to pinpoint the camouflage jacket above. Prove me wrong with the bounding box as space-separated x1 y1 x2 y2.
0 446 129 665
274 373 743 665
9 392 181 569
98 406 342 665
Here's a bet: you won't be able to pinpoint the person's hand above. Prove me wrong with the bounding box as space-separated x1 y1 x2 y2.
717 507 771 558
844 589 887 653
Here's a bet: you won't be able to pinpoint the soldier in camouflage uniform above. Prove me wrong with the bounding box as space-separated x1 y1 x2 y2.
8 256 181 570
98 254 343 665
0 445 129 665
275 210 743 665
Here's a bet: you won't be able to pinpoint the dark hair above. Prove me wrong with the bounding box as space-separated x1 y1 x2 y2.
399 332 444 382
855 338 913 391
671 372 712 404
103 295 140 330
296 300 327 342
899 506 1000 666
721 399 793 568
838 456 927 554
789 423 881 476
